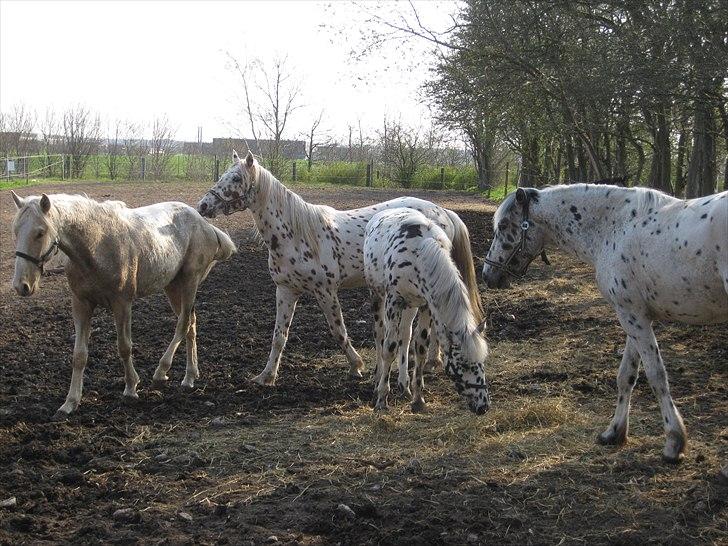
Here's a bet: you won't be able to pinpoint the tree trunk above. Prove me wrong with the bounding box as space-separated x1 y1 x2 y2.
565 136 578 182
686 96 716 198
674 128 688 197
647 105 672 193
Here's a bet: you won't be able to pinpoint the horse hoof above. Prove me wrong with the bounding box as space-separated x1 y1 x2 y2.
411 400 426 413
252 373 275 386
350 369 363 379
373 403 389 413
151 379 167 391
122 393 140 405
596 427 627 447
662 451 684 465
51 411 70 422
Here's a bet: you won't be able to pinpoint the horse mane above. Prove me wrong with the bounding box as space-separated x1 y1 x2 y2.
255 166 332 256
13 194 127 230
497 184 677 226
418 236 487 363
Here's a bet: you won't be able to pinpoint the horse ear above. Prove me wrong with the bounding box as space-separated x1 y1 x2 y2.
40 194 51 214
10 190 24 209
515 188 528 205
232 149 241 164
245 151 255 169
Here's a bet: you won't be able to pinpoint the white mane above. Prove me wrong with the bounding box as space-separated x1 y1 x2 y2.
418 237 487 363
255 166 333 256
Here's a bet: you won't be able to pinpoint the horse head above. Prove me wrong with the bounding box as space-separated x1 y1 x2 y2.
482 187 547 289
11 191 59 297
197 150 258 218
444 324 491 415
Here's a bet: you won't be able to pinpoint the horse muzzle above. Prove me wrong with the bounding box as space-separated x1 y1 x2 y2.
482 266 510 289
13 277 36 297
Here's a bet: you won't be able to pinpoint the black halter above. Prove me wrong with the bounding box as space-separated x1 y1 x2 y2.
483 196 534 278
205 186 254 216
15 238 60 274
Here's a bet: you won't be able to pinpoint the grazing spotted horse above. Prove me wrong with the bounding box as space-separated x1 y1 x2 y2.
482 184 727 462
10 192 236 418
197 151 482 391
364 208 490 414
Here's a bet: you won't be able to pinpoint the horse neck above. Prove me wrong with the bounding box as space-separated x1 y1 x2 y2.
535 185 629 264
49 198 104 259
248 168 296 235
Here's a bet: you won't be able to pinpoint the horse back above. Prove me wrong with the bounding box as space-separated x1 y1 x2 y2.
606 192 728 324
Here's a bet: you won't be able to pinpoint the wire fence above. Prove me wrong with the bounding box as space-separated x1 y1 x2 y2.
1 152 520 199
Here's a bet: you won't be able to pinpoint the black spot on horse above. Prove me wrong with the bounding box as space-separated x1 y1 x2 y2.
399 223 422 239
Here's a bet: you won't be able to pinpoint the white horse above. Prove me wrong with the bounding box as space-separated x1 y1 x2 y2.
196 151 482 391
482 184 728 462
364 208 490 414
11 191 236 418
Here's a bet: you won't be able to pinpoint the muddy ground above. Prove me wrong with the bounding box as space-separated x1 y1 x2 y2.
0 180 726 545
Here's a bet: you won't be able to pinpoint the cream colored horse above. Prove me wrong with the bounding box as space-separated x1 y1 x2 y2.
11 191 236 419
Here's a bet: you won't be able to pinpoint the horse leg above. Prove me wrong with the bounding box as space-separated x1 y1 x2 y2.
424 318 442 373
395 307 417 399
253 285 299 386
371 292 385 406
597 336 640 446
55 295 95 418
155 278 197 388
616 311 687 463
374 297 402 411
181 309 199 389
315 290 365 378
112 301 140 400
411 306 431 413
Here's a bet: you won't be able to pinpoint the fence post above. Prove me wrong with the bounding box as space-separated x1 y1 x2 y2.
440 167 445 187
292 160 297 182
141 156 146 181
366 162 372 187
5 157 9 182
214 156 220 182
26 157 29 184
504 162 509 196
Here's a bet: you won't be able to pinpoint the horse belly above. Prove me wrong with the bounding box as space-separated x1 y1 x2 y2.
647 277 728 325
135 247 185 297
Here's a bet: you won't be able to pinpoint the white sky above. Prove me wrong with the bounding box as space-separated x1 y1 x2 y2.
0 0 457 143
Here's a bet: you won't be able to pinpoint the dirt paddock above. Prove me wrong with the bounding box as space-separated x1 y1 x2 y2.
0 180 726 545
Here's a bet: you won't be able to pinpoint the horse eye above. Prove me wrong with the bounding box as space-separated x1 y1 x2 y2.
35 230 45 240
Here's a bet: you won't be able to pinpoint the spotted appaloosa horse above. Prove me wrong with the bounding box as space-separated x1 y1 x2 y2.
10 192 236 418
197 151 482 390
482 184 728 462
365 208 490 414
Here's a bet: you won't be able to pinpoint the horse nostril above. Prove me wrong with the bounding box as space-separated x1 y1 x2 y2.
200 203 207 212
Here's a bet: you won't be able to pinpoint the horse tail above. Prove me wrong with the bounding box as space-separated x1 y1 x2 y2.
445 209 483 324
211 225 237 261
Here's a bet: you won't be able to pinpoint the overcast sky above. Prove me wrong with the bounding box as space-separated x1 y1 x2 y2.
0 1 456 143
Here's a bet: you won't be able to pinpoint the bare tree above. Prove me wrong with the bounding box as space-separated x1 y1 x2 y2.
0 104 36 158
227 53 302 178
105 119 122 181
123 122 146 180
303 110 327 171
62 105 100 178
149 115 177 180
379 118 442 188
38 108 59 176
